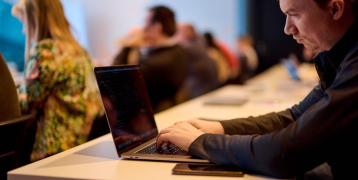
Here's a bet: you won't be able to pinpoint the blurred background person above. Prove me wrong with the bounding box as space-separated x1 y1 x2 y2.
175 23 218 100
12 0 103 161
215 36 240 82
201 31 240 84
0 53 21 122
203 32 230 85
113 6 190 112
236 34 259 83
175 23 207 49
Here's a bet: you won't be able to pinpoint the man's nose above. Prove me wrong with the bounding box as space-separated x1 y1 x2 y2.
284 17 298 35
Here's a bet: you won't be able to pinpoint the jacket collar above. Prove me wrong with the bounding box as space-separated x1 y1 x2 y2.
313 20 358 89
323 20 358 69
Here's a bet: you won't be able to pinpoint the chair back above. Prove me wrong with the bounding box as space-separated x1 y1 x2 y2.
0 115 37 179
0 53 21 121
87 114 110 141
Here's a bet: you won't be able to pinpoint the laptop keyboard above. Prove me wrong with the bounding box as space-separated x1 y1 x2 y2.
135 142 181 155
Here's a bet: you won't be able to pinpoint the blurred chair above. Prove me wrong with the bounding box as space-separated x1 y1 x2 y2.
87 114 110 141
0 115 37 179
0 53 21 122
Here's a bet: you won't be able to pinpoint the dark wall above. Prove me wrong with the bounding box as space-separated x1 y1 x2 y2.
247 0 303 73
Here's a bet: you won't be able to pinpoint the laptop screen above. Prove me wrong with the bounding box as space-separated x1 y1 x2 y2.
94 65 158 154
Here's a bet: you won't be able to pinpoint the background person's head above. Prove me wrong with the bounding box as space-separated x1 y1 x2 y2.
203 32 218 49
280 0 357 52
175 23 197 44
143 6 176 44
11 0 82 61
236 34 254 53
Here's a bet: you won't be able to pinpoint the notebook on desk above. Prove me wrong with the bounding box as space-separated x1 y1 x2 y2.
94 65 209 163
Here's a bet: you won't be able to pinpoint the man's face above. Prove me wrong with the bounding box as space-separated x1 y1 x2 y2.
143 11 160 42
280 0 333 51
143 11 153 34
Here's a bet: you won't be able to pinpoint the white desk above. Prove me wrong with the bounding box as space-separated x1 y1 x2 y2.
8 63 318 180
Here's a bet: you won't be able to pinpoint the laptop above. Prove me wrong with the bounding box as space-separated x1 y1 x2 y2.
94 65 209 163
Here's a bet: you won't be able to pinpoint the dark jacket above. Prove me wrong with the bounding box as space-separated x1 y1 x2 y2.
188 21 358 179
0 53 21 122
113 45 189 112
179 39 218 100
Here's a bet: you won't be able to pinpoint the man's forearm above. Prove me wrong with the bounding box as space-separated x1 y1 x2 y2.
220 109 295 135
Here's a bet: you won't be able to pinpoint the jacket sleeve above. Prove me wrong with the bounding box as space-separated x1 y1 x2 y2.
220 83 325 135
189 56 358 178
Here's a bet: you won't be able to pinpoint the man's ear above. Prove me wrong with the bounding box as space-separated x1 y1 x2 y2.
330 0 345 20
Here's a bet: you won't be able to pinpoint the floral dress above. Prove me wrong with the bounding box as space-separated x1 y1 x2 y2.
19 39 103 161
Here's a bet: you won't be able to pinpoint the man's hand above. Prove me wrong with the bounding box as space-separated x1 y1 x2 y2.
156 122 204 152
178 119 225 134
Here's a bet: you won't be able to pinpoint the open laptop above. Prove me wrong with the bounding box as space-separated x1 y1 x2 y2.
94 65 209 163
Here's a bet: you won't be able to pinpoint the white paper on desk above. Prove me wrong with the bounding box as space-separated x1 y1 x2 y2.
252 100 296 109
203 97 248 106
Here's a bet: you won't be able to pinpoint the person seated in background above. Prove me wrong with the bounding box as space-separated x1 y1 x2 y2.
156 0 358 178
0 53 21 122
175 23 218 99
215 36 240 81
236 34 259 83
203 32 231 85
176 23 207 49
12 0 103 161
113 6 190 112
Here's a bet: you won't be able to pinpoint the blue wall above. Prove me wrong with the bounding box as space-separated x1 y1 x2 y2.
237 0 247 37
148 0 238 49
0 0 25 71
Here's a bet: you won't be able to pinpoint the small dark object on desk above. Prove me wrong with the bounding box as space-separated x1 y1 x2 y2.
172 163 244 177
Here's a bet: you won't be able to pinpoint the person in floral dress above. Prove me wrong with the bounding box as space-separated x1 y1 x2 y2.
12 0 103 161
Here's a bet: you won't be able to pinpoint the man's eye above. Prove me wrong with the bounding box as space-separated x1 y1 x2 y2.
290 14 297 17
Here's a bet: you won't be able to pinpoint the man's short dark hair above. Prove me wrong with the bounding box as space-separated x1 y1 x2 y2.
149 6 176 37
277 0 358 16
313 0 358 16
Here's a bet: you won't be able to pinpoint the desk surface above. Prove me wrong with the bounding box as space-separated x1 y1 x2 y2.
8 63 318 180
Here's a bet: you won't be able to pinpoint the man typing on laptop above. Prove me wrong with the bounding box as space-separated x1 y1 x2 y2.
156 0 358 179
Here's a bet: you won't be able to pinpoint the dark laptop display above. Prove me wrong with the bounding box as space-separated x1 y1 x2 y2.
94 65 158 155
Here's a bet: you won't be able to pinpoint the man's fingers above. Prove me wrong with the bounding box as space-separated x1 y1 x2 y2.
185 120 200 127
166 141 172 147
174 121 184 125
174 121 190 125
158 127 173 135
156 134 170 149
156 126 173 144
175 119 198 125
